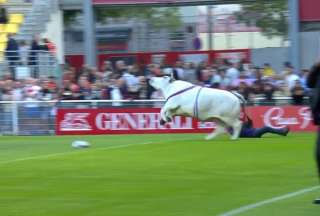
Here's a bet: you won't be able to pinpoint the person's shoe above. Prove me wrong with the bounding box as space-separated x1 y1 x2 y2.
281 127 290 136
313 198 320 204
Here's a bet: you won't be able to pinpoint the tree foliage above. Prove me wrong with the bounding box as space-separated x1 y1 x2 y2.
95 7 181 29
235 0 288 38
64 7 182 30
64 10 81 25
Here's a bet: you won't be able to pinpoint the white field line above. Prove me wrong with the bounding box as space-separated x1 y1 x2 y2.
0 137 193 166
0 142 150 165
219 185 320 216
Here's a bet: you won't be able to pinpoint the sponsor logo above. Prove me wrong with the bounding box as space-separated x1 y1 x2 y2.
60 113 92 131
95 113 193 130
263 107 312 129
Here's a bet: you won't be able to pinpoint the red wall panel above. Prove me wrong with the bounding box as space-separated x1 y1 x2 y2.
300 0 320 22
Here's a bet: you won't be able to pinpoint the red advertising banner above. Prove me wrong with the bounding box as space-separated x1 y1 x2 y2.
92 0 216 6
56 106 316 135
56 108 215 135
246 106 316 132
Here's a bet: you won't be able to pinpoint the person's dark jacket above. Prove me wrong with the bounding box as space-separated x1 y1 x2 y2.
28 40 41 66
0 8 8 24
307 62 320 125
5 37 19 61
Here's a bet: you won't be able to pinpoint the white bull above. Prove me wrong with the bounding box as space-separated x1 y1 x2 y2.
149 76 244 140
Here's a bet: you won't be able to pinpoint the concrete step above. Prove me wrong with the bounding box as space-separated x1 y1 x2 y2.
25 16 50 22
6 2 32 7
7 0 29 3
7 7 31 14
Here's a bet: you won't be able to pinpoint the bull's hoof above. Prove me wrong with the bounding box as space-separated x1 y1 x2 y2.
205 134 216 140
230 136 239 140
160 119 166 125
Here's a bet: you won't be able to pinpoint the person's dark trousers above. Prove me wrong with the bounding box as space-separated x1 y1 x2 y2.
313 127 320 204
8 61 17 80
316 127 320 179
253 126 286 138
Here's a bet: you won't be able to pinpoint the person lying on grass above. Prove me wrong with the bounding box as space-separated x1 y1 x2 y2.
228 116 290 138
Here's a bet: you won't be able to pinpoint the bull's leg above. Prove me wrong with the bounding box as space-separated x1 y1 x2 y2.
205 118 227 140
160 103 179 125
160 107 173 125
230 119 242 140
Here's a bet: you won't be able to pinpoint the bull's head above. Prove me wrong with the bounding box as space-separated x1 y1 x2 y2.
149 76 174 90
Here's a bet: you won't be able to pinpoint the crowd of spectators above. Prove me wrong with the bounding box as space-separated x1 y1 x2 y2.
0 57 311 105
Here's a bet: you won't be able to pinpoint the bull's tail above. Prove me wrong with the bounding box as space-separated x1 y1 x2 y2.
231 91 250 121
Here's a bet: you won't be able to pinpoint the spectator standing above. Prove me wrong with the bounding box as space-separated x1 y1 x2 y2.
262 81 276 105
5 34 20 80
300 69 310 90
200 69 212 87
138 76 148 99
263 63 275 78
90 82 102 100
241 64 253 78
291 80 305 105
23 78 41 100
12 81 23 101
115 60 127 76
60 79 74 100
43 38 56 66
173 60 185 80
122 65 140 99
97 60 113 82
196 61 207 82
210 68 222 88
40 80 54 101
284 65 300 93
183 62 197 83
28 35 41 77
0 7 8 24
213 69 228 90
107 76 125 106
78 75 91 100
225 62 240 87
19 41 29 65
43 38 56 56
237 81 251 101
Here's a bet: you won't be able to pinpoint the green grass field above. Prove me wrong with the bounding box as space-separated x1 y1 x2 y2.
0 133 319 216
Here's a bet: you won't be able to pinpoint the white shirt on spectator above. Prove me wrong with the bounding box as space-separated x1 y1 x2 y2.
286 74 300 90
24 84 41 97
175 67 185 80
12 88 23 101
19 45 29 65
211 74 222 84
111 87 123 107
122 72 139 91
184 69 197 83
226 67 239 85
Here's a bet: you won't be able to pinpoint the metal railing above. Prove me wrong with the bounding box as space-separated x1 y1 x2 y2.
0 98 310 135
0 50 60 78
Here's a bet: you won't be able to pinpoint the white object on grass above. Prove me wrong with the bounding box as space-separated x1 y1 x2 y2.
72 140 90 148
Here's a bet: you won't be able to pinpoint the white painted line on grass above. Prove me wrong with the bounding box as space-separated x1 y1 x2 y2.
219 185 320 216
0 137 193 166
0 141 153 165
